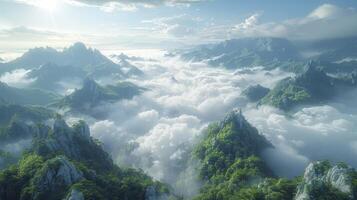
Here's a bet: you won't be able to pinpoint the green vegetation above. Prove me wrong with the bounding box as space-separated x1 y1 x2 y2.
0 119 170 200
191 110 299 200
260 62 356 110
55 78 142 114
180 37 302 70
0 82 61 106
260 78 311 110
242 84 270 102
0 151 17 169
191 110 357 200
0 104 53 126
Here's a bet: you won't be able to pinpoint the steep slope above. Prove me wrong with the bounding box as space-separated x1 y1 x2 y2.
179 37 302 69
28 63 86 91
295 161 356 200
0 117 170 200
0 103 53 126
0 81 61 106
260 62 357 110
193 109 277 199
192 109 357 200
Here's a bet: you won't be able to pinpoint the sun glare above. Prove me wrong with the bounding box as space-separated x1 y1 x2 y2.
34 0 59 12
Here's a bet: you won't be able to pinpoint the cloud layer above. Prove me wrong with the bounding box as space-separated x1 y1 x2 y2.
231 4 357 40
0 69 36 88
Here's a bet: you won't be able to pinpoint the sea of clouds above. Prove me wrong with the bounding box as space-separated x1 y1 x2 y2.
2 51 357 196
73 53 357 194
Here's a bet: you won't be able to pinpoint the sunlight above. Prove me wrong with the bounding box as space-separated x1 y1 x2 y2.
31 0 59 12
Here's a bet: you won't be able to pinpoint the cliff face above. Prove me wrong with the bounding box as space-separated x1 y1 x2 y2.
192 110 357 200
295 161 354 200
0 117 169 200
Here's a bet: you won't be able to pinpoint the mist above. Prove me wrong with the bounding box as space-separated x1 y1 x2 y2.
0 69 36 88
60 53 355 193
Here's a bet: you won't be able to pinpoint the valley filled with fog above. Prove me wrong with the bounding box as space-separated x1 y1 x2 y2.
1 1 357 199
2 48 357 197
91 53 357 180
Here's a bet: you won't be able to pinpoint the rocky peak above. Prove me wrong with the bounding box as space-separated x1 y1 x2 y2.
67 42 88 53
220 108 247 129
82 78 99 93
325 164 354 194
33 156 83 197
295 161 354 200
74 120 91 141
53 116 71 134
66 189 84 200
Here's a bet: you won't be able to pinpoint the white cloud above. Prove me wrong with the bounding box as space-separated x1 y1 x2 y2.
51 52 357 192
245 105 357 177
308 4 344 19
234 13 260 30
61 0 208 12
231 4 357 40
83 55 291 190
142 14 202 38
0 69 36 88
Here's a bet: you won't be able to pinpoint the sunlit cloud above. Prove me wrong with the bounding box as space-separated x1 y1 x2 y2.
230 4 357 40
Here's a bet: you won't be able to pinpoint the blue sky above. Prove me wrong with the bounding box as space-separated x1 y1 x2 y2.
0 0 357 54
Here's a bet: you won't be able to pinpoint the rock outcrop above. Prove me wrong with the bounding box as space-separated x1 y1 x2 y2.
295 161 354 200
66 189 84 200
32 156 83 199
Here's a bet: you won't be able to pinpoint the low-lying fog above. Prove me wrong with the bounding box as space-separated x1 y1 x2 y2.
2 50 357 196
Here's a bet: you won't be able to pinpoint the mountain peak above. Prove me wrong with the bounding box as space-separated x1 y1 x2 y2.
303 60 323 74
82 78 99 91
68 42 88 52
220 108 247 129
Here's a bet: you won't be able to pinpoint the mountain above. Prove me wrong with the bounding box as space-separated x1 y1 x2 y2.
0 103 53 125
260 62 357 110
0 117 170 200
27 63 86 91
295 161 356 200
6 42 110 70
242 84 270 102
192 109 357 200
304 37 357 63
193 109 275 199
55 78 143 115
178 37 302 69
0 81 61 106
0 42 142 79
297 37 357 74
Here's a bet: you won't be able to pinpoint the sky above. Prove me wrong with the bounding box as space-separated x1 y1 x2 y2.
1 0 357 55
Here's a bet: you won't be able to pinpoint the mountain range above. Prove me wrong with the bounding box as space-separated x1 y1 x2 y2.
260 61 357 110
0 43 143 92
0 81 61 106
176 37 357 74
